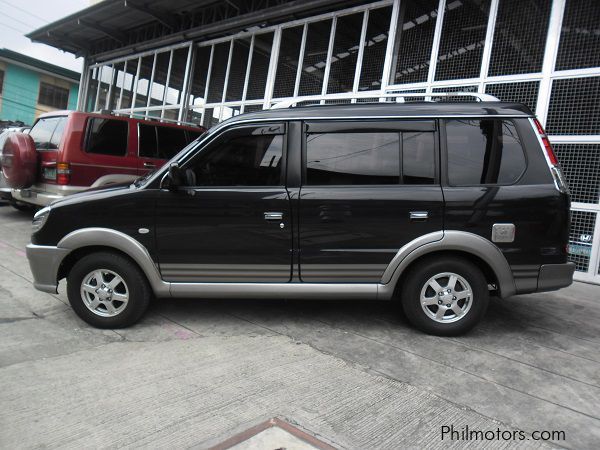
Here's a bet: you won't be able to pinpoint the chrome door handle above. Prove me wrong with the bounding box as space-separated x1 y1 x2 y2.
264 212 283 221
143 162 156 168
410 211 429 221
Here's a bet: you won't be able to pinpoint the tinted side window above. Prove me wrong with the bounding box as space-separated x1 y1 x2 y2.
139 124 158 158
306 131 435 185
157 126 188 159
403 131 436 184
29 117 62 150
446 119 526 185
85 118 129 156
189 132 283 186
307 133 399 185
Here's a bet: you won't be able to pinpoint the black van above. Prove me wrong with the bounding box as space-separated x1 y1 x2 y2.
26 98 574 335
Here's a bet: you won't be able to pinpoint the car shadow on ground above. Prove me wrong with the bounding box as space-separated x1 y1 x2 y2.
141 286 600 344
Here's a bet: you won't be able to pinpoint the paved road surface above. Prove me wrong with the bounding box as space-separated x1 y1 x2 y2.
0 203 599 449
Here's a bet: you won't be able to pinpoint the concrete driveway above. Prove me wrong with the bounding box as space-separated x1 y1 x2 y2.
0 202 599 449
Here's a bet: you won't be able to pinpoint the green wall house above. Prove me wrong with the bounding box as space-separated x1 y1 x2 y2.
0 49 79 128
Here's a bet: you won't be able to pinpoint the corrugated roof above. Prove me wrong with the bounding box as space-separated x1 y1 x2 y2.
27 0 371 62
0 48 80 81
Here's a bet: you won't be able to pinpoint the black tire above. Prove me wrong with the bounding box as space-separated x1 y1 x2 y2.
400 256 489 336
67 251 151 328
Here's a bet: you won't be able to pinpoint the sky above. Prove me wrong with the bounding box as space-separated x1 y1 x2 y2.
0 0 90 73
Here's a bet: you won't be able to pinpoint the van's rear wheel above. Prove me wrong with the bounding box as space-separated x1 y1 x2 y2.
400 257 489 336
67 252 150 328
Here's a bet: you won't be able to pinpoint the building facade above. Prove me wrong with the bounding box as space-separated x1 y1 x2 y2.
0 49 79 128
30 0 600 284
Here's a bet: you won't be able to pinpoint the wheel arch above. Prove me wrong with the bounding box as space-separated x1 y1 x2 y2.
378 231 516 300
57 228 169 296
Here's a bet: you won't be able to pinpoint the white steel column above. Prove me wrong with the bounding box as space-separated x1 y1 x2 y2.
219 40 235 120
105 64 116 110
76 58 89 111
478 0 500 93
426 0 446 94
93 66 103 111
352 9 370 102
200 45 214 125
264 27 282 109
321 16 338 101
145 54 157 112
160 50 174 119
117 60 127 110
380 0 401 92
177 44 194 123
130 57 142 116
240 35 255 113
535 0 566 126
293 23 308 98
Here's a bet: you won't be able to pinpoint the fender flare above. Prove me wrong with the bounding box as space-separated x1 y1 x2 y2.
58 227 170 296
378 230 516 299
90 174 139 188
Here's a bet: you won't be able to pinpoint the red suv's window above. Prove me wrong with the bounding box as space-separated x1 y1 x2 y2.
85 118 129 156
139 123 199 160
29 117 67 150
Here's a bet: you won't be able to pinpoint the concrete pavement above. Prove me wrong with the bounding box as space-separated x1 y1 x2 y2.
0 202 599 449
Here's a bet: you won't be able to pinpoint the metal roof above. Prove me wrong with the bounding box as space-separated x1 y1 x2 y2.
27 0 372 63
0 48 80 82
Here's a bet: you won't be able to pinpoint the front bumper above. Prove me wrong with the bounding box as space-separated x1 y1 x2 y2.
26 244 70 293
537 262 576 292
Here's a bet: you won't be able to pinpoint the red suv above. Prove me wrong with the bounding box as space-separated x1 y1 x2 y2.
1 111 204 207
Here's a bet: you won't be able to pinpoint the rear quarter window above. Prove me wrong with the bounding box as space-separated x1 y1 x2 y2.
85 118 129 156
29 117 67 151
445 119 526 185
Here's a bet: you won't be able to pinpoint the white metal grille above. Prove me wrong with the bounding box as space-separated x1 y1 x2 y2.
553 144 600 204
568 210 596 272
555 0 600 70
81 0 600 283
488 0 550 76
434 0 491 81
484 81 540 113
546 76 600 135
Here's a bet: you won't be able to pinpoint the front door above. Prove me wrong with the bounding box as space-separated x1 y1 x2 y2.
298 120 443 282
155 123 292 282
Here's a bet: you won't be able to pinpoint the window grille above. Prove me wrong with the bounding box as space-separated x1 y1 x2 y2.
553 144 600 204
546 76 600 135
488 0 550 76
484 81 540 113
555 0 600 70
434 0 491 81
38 82 69 109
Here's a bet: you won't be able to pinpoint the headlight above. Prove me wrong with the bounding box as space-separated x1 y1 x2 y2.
32 206 51 232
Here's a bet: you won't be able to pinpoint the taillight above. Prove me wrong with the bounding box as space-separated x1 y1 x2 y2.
57 162 71 185
533 119 559 165
532 118 569 194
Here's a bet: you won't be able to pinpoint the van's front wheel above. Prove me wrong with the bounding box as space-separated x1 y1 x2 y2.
67 252 150 328
401 257 489 336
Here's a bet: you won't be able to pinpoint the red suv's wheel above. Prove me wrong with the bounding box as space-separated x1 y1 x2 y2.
1 132 38 189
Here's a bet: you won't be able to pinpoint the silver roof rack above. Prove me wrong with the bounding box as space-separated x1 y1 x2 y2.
270 91 500 109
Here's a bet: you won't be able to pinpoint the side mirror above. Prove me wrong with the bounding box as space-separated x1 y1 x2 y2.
167 163 185 190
